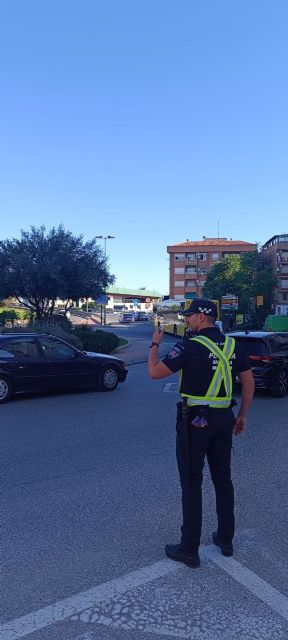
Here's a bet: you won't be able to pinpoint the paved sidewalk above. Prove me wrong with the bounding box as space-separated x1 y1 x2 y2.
114 338 170 365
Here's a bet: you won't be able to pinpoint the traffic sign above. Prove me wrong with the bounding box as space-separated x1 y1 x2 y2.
96 294 108 304
221 295 238 310
145 297 151 303
256 295 264 306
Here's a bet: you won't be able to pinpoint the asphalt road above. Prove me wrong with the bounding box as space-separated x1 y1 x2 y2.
2 324 288 640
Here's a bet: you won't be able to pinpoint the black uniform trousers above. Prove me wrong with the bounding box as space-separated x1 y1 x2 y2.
176 404 235 552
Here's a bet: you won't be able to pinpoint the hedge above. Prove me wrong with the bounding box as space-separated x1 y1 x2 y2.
73 326 120 353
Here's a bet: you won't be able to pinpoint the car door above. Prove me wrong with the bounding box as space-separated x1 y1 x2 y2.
36 336 97 389
1 337 46 392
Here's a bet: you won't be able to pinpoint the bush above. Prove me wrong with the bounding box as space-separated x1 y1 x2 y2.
73 326 120 353
32 315 73 332
0 307 31 326
0 310 19 327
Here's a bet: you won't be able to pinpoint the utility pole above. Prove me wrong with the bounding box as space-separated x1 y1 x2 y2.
95 235 115 325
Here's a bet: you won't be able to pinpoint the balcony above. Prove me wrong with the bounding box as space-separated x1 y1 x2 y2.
185 285 199 294
277 256 288 263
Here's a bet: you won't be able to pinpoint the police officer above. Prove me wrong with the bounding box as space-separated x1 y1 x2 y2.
148 298 254 568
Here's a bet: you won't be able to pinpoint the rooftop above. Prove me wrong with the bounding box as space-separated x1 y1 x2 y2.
107 287 161 298
262 234 288 248
168 239 257 249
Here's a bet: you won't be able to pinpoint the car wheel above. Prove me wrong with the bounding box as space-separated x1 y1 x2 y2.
173 324 178 337
98 365 119 391
0 375 12 403
271 369 288 397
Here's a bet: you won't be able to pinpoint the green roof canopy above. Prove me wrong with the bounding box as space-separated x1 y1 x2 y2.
107 287 161 298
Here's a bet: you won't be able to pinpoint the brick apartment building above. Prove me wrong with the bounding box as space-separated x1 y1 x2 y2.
262 234 288 305
167 237 257 300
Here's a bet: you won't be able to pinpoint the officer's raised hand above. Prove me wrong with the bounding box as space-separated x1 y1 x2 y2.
151 325 164 347
148 325 172 380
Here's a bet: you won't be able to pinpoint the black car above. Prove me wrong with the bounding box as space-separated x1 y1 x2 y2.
227 331 288 397
0 333 128 403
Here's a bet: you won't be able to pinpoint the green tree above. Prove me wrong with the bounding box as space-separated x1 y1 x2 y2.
203 251 277 323
0 225 115 320
0 309 19 327
202 254 242 300
255 253 278 324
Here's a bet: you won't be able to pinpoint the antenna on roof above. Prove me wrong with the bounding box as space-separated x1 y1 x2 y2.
217 219 221 238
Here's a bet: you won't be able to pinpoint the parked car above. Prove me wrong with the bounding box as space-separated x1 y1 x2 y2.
120 313 135 323
134 312 149 322
53 308 71 319
0 333 128 403
227 331 288 397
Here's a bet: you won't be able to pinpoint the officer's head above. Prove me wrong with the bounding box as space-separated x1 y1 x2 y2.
182 298 217 331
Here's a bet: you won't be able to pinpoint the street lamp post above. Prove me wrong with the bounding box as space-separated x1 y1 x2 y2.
95 235 115 325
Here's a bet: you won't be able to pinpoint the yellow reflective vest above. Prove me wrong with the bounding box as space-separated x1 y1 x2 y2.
180 335 236 409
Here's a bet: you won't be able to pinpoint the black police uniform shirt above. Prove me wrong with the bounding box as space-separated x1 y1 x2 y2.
162 327 251 398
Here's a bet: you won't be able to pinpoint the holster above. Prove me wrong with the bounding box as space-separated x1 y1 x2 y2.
178 400 209 428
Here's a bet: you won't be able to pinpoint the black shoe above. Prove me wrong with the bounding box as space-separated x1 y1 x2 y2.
165 543 200 568
212 531 233 557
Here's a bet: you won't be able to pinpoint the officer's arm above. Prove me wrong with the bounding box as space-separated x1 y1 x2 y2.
234 369 255 435
148 345 173 379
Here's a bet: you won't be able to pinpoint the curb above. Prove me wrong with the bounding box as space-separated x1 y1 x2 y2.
112 340 131 353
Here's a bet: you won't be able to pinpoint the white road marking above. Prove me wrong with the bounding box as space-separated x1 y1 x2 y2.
0 560 180 640
202 546 288 622
163 382 179 392
1 547 288 640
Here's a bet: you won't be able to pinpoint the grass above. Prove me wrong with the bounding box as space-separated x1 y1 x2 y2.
117 337 129 347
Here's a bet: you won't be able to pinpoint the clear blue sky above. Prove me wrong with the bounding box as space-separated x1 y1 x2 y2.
1 0 287 295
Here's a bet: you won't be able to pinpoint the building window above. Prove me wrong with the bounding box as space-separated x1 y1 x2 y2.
223 252 239 257
174 281 184 287
280 280 288 289
186 253 196 260
174 267 185 274
196 253 207 261
186 267 197 274
212 253 219 259
174 254 185 261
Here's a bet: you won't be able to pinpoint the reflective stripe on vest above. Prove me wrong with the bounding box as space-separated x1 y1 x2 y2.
180 335 235 408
